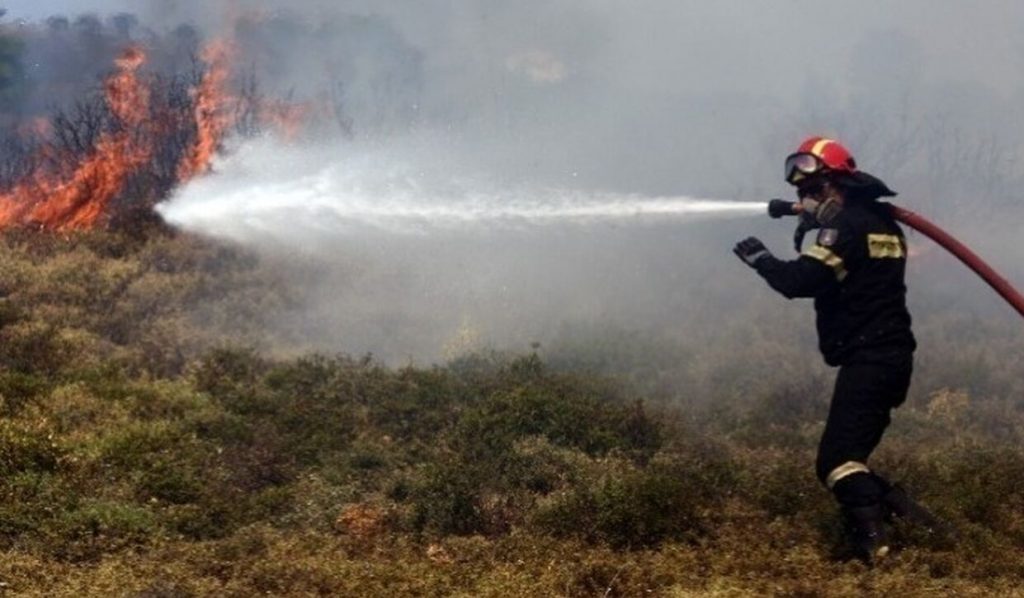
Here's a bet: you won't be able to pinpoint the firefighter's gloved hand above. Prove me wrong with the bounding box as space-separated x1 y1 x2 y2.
733 237 771 268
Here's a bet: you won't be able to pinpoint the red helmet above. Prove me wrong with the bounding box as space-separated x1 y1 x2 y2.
785 137 858 185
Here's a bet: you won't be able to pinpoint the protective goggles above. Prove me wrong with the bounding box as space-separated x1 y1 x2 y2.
784 152 825 185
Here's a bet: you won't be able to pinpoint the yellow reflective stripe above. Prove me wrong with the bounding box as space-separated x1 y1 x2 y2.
867 234 905 259
826 461 871 489
811 138 834 158
803 244 848 281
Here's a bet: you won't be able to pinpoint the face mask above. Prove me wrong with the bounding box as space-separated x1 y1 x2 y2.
815 196 842 226
800 197 821 216
798 183 842 226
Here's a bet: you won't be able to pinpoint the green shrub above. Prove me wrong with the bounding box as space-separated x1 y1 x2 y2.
55 500 157 548
0 371 52 415
0 472 78 539
0 419 61 477
501 436 593 495
192 347 268 409
0 321 67 375
138 460 203 505
935 447 1024 531
410 461 485 536
532 460 704 548
454 368 661 464
366 367 466 445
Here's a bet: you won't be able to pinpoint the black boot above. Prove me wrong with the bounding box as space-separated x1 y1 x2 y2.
883 484 939 529
843 504 891 564
883 484 956 545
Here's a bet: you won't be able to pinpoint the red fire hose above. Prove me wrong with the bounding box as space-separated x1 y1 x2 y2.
768 198 1024 318
890 204 1024 319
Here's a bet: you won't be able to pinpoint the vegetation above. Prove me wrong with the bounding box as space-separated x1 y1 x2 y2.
0 229 1022 597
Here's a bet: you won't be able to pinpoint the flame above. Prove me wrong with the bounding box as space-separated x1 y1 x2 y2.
178 41 235 182
0 46 152 231
178 38 316 175
0 35 318 233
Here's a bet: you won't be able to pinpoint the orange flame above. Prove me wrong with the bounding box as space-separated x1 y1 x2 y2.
0 35 319 232
178 41 235 182
0 46 152 231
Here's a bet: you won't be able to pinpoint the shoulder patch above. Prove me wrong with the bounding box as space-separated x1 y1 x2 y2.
817 228 839 247
867 234 905 259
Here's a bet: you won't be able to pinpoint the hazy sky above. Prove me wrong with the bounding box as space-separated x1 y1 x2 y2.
7 0 1023 96
6 0 1023 199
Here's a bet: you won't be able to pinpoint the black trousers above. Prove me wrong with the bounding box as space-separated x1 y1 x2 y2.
815 353 913 508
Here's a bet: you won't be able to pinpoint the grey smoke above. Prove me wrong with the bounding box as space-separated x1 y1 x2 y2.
4 1 1024 379
7 2 1024 198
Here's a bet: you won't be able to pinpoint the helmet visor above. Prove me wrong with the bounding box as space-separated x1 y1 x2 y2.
784 152 824 184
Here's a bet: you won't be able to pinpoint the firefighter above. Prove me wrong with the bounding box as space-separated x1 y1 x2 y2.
732 137 940 562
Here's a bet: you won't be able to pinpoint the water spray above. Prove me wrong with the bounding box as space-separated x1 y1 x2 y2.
158 141 767 241
768 200 1024 318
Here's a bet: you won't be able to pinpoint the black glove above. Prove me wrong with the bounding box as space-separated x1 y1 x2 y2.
733 237 771 268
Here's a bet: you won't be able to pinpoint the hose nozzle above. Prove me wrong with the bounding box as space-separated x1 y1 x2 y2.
768 199 800 219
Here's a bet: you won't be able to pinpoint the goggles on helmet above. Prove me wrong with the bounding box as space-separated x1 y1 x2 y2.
784 152 826 185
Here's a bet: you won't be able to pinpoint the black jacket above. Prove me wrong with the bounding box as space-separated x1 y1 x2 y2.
754 201 916 366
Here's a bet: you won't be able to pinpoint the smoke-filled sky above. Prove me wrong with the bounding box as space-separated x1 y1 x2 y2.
5 0 1024 367
6 0 1024 200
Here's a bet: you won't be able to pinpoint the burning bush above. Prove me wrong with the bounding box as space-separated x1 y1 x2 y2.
0 19 337 235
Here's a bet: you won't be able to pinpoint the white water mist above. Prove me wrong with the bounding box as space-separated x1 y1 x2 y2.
155 137 772 363
158 138 766 246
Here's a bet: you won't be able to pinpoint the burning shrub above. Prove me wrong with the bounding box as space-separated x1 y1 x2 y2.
0 23 328 235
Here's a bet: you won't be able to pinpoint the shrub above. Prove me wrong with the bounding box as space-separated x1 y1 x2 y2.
0 371 52 416
52 500 158 559
192 347 268 409
410 461 486 536
453 366 662 464
532 460 704 548
0 419 61 477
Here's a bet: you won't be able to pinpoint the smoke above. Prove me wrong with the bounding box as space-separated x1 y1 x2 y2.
5 1 1024 368
9 1 1024 199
